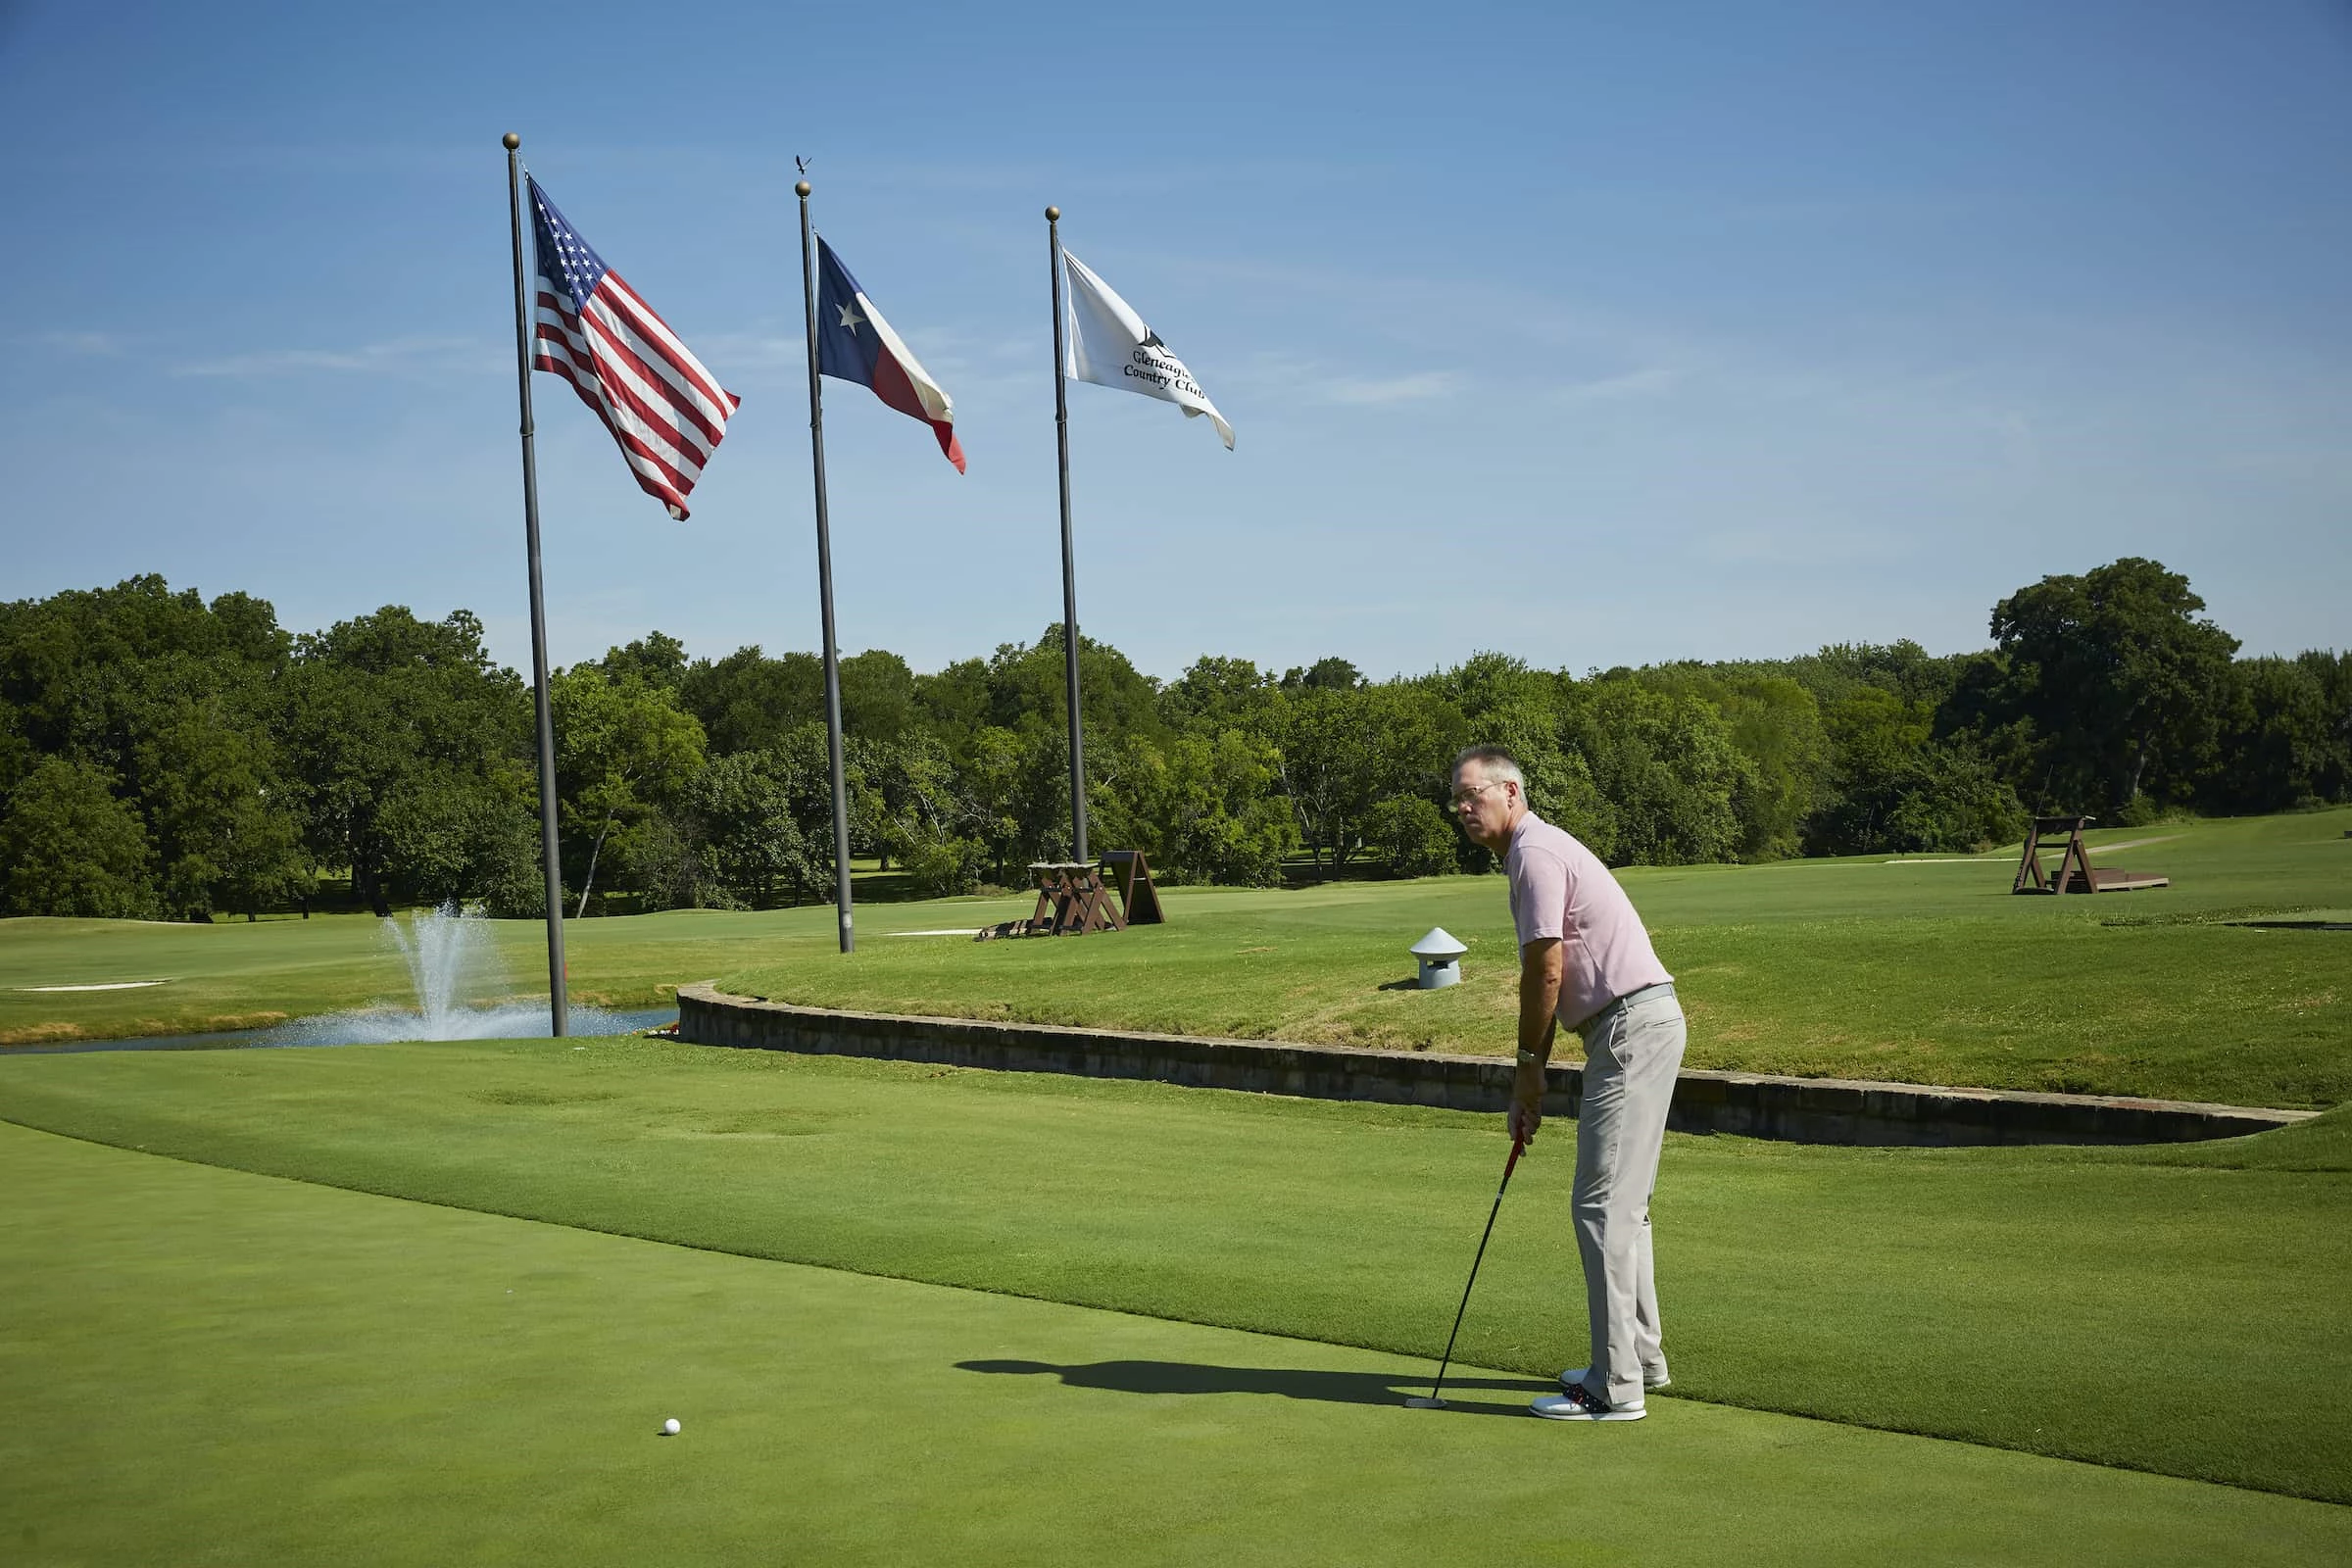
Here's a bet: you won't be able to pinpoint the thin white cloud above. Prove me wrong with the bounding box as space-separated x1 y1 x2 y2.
36 330 131 356
171 337 495 379
1552 365 1684 402
1227 352 1465 408
1322 370 1465 406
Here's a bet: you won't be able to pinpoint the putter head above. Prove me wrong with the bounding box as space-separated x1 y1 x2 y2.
1403 1396 1446 1409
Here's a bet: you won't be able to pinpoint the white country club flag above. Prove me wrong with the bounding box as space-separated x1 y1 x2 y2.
1061 251 1233 450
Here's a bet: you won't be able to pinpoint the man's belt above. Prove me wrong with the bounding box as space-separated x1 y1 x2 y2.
1573 981 1677 1037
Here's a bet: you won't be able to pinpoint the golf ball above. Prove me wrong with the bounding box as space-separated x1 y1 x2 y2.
662 1418 681 1436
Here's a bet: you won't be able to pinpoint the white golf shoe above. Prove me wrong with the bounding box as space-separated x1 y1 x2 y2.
1530 1383 1644 1422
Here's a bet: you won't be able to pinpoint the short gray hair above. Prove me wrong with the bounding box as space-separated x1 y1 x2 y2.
1452 745 1524 788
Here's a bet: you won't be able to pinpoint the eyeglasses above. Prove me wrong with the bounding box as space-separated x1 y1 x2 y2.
1449 780 1508 808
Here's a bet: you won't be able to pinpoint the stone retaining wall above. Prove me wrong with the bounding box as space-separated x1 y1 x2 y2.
676 983 2314 1148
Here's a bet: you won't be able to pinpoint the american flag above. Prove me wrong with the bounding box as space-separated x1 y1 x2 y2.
528 177 738 520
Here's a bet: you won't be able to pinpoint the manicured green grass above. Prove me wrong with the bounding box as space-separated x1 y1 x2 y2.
722 808 2352 1105
0 894 1033 1046
4 1038 2346 1504
7 808 2345 1102
13 1123 2347 1566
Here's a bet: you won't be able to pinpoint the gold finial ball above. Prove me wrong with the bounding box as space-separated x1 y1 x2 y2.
1045 205 1060 222
502 132 520 150
796 180 811 198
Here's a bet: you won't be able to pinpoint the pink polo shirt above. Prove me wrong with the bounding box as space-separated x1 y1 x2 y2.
1505 811 1674 1031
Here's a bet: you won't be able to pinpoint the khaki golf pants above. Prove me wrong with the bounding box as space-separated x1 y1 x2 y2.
1572 987 1686 1408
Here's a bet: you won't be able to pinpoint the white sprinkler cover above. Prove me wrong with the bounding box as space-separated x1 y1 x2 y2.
1410 927 1468 959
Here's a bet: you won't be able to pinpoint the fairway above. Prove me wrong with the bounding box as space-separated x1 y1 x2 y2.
6 1122 2348 1567
4 1035 2347 1509
7 808 2344 1105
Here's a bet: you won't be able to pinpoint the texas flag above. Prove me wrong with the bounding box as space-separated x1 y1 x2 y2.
813 237 965 472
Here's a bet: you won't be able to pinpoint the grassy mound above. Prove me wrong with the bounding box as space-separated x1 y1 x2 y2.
3 1036 2345 1503
719 809 2352 1106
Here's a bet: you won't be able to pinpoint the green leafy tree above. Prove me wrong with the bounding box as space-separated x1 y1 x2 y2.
282 607 530 915
1972 559 2239 810
1266 684 1465 874
1884 740 2028 853
552 667 707 914
1768 640 1964 711
1628 663 1829 861
1564 680 1751 866
1161 656 1275 731
1810 689 2023 854
593 631 691 691
2206 658 2341 814
674 744 829 908
1362 793 1456 877
1280 656 1364 693
983 625 1169 750
0 705 34 808
0 576 297 919
1114 729 1298 886
373 763 543 911
2296 650 2352 804
840 650 919 746
0 757 159 918
207 785 313 919
911 657 994 751
858 733 984 894
677 647 825 756
1428 653 1613 863
956 724 1036 882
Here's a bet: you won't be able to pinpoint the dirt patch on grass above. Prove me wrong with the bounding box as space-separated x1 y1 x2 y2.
203 1012 287 1032
0 1021 87 1047
472 1087 621 1107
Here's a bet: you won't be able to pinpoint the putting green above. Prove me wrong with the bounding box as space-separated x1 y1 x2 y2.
4 1038 2346 1502
4 1122 2346 1566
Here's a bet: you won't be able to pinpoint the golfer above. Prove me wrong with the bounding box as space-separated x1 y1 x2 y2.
1450 745 1684 1422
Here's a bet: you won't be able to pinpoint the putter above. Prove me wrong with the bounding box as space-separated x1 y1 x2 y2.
1405 1131 1526 1409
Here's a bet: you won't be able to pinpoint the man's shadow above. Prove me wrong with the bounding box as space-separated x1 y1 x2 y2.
957 1358 1552 1418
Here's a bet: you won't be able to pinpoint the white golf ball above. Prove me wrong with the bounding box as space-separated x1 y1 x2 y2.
662 1418 681 1436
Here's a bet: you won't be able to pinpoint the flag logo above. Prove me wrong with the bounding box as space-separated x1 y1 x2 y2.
1061 252 1232 450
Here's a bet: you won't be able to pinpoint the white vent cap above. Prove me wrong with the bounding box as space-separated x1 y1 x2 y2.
1409 926 1468 959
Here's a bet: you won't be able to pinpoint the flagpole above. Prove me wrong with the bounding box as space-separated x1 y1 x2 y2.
1046 206 1089 864
503 134 570 1037
799 180 857 954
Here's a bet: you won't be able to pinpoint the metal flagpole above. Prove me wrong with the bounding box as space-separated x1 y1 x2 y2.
1046 206 1088 863
503 132 569 1035
798 179 857 954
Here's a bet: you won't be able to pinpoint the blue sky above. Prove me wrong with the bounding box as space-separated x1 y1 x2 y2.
3 0 2346 681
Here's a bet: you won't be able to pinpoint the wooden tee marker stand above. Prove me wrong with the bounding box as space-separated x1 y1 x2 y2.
2012 815 2170 895
1099 850 1165 925
976 852 1165 940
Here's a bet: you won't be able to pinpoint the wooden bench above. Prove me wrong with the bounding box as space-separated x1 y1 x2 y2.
973 853 1165 939
1099 849 1165 925
2012 816 2170 895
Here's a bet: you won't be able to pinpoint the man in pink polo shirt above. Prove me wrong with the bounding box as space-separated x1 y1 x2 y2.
1451 744 1684 1422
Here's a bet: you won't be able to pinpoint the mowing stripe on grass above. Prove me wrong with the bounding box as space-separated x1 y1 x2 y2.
6 1121 2349 1567
3 1037 2346 1504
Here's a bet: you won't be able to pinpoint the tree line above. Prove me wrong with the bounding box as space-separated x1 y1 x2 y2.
1 558 2344 921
